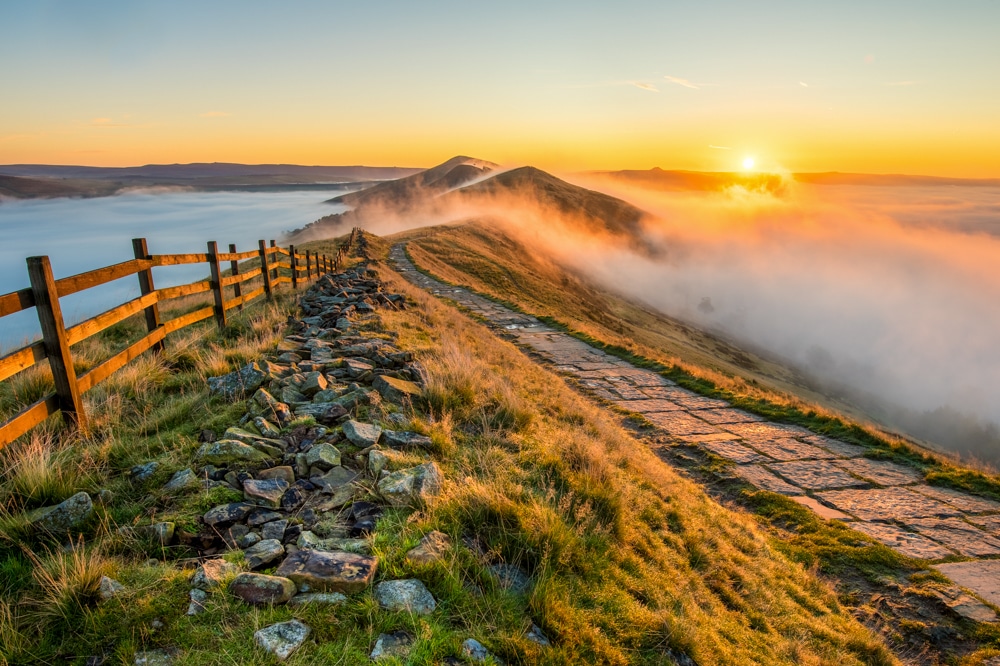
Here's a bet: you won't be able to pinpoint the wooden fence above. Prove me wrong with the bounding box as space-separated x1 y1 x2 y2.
0 227 359 448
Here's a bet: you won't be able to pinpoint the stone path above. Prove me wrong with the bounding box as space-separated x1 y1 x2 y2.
390 243 1000 606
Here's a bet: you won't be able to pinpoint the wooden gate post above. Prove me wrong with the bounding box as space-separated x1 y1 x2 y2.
305 250 312 281
290 245 298 289
207 241 227 329
259 240 273 300
27 256 87 432
132 238 164 352
228 243 243 311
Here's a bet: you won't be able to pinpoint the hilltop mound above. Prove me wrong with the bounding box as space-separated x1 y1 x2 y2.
329 155 498 207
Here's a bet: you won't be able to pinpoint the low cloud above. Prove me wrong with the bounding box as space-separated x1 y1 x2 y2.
664 75 699 89
632 82 659 92
709 144 732 150
799 81 809 87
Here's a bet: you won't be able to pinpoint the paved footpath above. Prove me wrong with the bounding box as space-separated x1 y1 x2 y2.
390 243 1000 608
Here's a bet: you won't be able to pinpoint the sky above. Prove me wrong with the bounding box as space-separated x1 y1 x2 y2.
2 1 999 176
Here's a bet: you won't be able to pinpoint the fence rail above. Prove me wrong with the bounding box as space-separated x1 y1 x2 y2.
0 227 359 448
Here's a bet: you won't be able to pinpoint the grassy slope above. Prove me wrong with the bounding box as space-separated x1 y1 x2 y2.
0 241 898 665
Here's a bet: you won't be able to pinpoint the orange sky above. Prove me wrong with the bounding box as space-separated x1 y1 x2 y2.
2 2 999 177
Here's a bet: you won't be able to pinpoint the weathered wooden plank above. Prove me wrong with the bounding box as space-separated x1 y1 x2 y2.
217 249 259 261
27 256 86 431
55 258 151 297
220 267 262 288
259 240 273 300
76 328 167 393
223 286 265 312
0 288 35 317
163 306 214 334
151 253 210 266
157 280 212 301
0 393 60 450
0 341 46 383
65 292 159 346
272 261 291 270
133 238 164 353
272 276 291 285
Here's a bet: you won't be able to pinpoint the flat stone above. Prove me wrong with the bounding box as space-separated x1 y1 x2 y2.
852 522 955 560
699 440 768 464
254 619 310 661
244 539 285 569
743 438 836 461
768 460 867 490
373 375 423 405
288 591 348 606
253 417 281 438
906 517 1000 557
369 449 389 476
28 491 93 534
294 402 350 425
790 496 854 520
405 531 451 566
834 458 922 486
342 420 382 447
611 398 685 413
378 462 443 506
816 488 961 522
275 548 378 593
195 440 271 465
300 371 328 396
931 586 999 623
732 465 802 495
937 560 1000 608
191 559 239 590
243 478 289 508
370 630 414 661
382 430 433 449
375 579 437 614
208 362 269 400
913 485 1000 513
131 461 160 481
312 466 360 493
722 421 812 439
800 435 866 458
305 442 341 470
186 588 207 615
162 469 199 492
247 509 283 527
643 411 721 436
261 519 289 542
223 426 285 448
297 531 371 554
230 572 296 605
694 409 765 425
258 466 295 485
137 522 176 545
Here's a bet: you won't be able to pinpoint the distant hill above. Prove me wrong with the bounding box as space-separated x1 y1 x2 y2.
328 156 497 207
0 174 120 199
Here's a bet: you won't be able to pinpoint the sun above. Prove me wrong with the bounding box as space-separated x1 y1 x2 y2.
742 156 755 170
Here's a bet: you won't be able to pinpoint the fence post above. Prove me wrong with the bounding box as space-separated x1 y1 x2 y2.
228 243 243 312
305 250 312 281
132 238 164 352
26 256 87 432
290 245 298 289
207 241 227 329
258 240 273 300
315 252 321 277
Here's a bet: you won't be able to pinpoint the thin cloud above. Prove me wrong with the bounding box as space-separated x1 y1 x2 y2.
664 75 699 89
709 144 732 151
631 82 659 92
799 81 809 87
200 111 232 118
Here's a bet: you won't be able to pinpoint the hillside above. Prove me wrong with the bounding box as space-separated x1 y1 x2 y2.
327 156 498 207
0 175 121 199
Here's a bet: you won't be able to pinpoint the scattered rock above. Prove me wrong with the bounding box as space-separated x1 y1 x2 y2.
134 649 174 666
258 466 295 485
377 462 442 507
275 549 378 593
137 522 175 545
373 375 422 405
162 469 199 492
375 579 437 615
261 519 288 542
300 371 328 396
526 624 551 647
489 564 531 594
461 638 500 664
28 491 93 534
297 531 371 554
383 430 432 449
95 488 113 505
254 619 310 661
247 509 283 527
343 420 382 447
370 630 414 661
405 530 451 566
131 462 160 482
244 539 285 569
369 449 389 476
203 503 254 527
287 591 347 607
190 560 239 590
312 466 360 493
243 478 289 508
186 588 207 615
229 572 297 605
305 442 341 470
98 576 124 600
195 440 271 465
208 362 269 400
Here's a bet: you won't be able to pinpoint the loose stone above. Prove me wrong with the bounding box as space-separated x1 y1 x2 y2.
258 466 295 485
195 440 271 465
377 462 442 507
186 588 207 615
203 502 254 526
461 638 501 664
287 591 348 606
28 491 94 534
229 572 297 605
162 469 199 492
383 430 432 449
405 531 451 566
244 539 285 569
207 362 269 400
275 549 378 594
243 478 289 508
254 619 310 661
343 420 382 447
375 579 437 615
372 375 422 405
305 442 341 470
370 630 414 661
190 559 239 590
99 576 124 600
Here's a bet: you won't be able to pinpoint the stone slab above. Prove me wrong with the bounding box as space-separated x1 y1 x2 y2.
852 521 955 560
639 385 699 400
913 486 1000 514
701 440 769 463
936 560 1000 607
790 496 853 520
670 395 733 410
733 465 802 495
611 399 685 413
834 458 922 486
643 411 722 436
694 409 765 425
906 517 1000 557
681 432 742 443
722 421 812 439
968 515 1000 538
816 487 962 521
768 460 868 490
744 438 837 461
606 383 648 400
800 435 866 459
